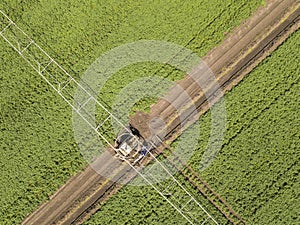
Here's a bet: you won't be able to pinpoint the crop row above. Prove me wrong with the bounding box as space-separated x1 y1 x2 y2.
0 0 263 223
189 30 300 224
85 25 299 225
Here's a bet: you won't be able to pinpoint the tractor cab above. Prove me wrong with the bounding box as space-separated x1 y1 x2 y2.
114 124 149 164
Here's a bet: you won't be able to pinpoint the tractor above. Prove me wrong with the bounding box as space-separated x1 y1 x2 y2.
114 124 149 164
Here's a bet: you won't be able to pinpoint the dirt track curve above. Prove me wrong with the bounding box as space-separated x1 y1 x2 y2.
22 1 300 224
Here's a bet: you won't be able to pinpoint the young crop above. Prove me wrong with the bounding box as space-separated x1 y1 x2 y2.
85 26 300 225
0 0 264 223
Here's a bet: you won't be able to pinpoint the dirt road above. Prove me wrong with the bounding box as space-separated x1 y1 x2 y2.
144 0 300 141
22 1 300 224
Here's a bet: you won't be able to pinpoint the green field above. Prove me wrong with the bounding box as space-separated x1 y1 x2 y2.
86 30 300 224
0 0 265 224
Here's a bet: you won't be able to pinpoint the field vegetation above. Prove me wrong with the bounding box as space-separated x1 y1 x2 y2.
0 0 264 223
86 30 300 224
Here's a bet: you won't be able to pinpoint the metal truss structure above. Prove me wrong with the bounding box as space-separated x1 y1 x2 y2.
0 10 218 225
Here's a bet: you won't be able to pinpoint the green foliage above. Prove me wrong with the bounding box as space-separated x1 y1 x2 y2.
0 0 263 224
193 30 300 224
0 47 86 223
86 19 299 225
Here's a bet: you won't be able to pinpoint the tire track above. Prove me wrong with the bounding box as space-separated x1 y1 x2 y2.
21 1 300 224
